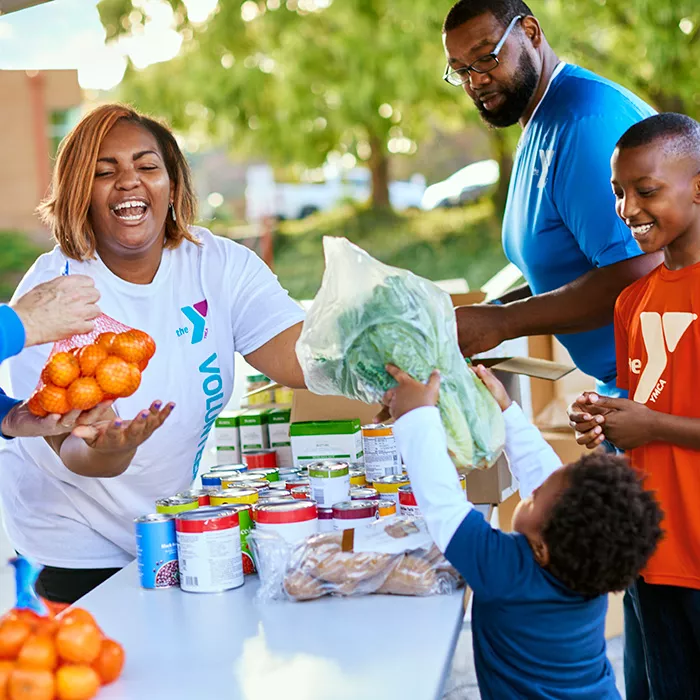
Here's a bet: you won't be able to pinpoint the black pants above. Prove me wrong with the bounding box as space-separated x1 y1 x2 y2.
34 564 122 604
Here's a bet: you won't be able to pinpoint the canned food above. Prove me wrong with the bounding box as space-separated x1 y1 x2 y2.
350 487 379 501
285 476 310 490
257 495 296 506
175 509 243 593
210 463 248 474
332 500 379 530
228 467 279 483
222 475 271 493
398 485 420 516
155 496 199 515
200 470 247 487
318 507 334 532
255 499 318 543
227 471 275 486
135 514 179 589
278 466 302 479
349 467 366 487
308 460 350 507
372 474 410 506
274 387 294 404
376 499 397 518
460 474 467 493
209 488 259 506
177 488 217 507
221 504 256 575
243 449 278 470
361 424 401 482
267 481 288 491
290 485 312 500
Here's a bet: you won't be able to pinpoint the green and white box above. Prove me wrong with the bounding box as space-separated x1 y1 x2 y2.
290 419 363 469
215 411 241 465
266 408 293 468
239 409 269 452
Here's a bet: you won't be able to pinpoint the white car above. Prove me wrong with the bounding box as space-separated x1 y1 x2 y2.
421 160 499 210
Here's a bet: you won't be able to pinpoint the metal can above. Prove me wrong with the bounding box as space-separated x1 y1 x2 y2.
224 467 279 485
258 494 296 506
398 485 420 516
459 474 467 493
372 474 410 506
285 476 310 490
222 504 256 575
175 509 244 593
255 499 318 544
200 470 248 487
177 488 216 507
209 487 259 506
350 486 379 501
332 500 379 531
291 485 312 500
349 467 367 487
361 424 401 482
308 460 350 507
267 480 288 491
134 514 179 589
243 449 279 470
278 466 302 479
376 499 397 518
318 507 334 532
155 496 199 515
210 463 248 474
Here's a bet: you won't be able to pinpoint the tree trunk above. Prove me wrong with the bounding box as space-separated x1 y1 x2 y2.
490 129 514 221
368 133 391 211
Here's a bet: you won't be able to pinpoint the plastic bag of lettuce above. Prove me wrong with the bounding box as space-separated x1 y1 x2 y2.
296 237 504 472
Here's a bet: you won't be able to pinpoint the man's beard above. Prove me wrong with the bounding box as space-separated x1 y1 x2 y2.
474 51 539 128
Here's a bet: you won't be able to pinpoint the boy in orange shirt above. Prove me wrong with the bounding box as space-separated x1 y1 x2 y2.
572 113 700 699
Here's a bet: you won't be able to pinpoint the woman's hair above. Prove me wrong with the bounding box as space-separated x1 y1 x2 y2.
37 104 198 260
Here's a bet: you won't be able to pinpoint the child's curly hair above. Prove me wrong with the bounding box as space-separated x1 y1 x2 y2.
543 453 663 597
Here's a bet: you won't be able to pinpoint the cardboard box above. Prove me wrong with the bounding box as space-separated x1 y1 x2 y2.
215 411 241 465
289 417 363 468
239 409 269 452
266 407 293 468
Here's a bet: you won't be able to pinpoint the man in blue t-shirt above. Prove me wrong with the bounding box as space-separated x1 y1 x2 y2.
443 0 659 397
441 1 659 697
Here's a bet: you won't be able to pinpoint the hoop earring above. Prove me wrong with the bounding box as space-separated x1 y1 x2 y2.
169 202 177 223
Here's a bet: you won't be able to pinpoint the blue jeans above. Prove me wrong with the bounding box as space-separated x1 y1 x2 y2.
626 577 700 700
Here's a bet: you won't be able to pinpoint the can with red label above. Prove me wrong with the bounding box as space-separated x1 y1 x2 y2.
285 476 310 490
332 499 379 531
291 485 312 500
243 449 278 470
398 485 421 516
177 488 217 507
318 507 334 532
175 509 244 593
255 500 318 543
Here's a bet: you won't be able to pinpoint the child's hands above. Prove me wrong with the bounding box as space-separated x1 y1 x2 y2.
472 364 512 411
581 394 655 451
383 364 440 421
568 392 613 449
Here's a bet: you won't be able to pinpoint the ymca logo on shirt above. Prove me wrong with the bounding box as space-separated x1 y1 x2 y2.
536 149 554 189
178 299 209 344
629 311 697 403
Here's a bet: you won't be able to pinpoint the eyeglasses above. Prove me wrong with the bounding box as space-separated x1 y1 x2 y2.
443 15 523 87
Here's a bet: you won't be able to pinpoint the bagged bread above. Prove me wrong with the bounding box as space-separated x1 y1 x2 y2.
249 517 463 602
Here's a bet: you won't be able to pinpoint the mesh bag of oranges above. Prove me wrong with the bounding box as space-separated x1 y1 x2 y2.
27 314 156 417
0 557 125 700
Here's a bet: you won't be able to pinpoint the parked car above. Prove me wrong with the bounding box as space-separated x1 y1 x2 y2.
421 159 499 210
246 166 426 220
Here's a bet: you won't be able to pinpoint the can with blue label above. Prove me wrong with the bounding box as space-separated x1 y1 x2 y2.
135 514 179 589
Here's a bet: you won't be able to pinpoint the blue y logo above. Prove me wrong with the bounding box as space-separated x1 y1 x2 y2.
180 300 208 344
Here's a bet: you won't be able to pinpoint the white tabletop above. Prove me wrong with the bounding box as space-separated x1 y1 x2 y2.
78 562 466 700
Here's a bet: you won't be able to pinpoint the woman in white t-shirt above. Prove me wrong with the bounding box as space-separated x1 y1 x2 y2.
0 105 305 603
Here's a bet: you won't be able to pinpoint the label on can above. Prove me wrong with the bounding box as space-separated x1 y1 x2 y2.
210 488 259 506
398 485 421 516
372 475 410 506
156 496 199 515
361 424 401 482
308 461 350 507
135 514 179 589
376 499 397 518
176 510 243 593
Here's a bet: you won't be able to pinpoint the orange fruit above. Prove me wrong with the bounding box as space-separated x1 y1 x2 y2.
136 358 148 372
16 636 56 672
66 379 104 412
55 665 100 700
131 330 156 360
27 394 48 418
36 385 71 415
110 332 149 364
94 333 116 353
39 366 51 387
0 660 14 697
45 353 80 388
95 357 140 398
8 668 54 700
55 611 99 634
76 346 108 378
55 623 101 665
91 639 124 685
0 619 31 660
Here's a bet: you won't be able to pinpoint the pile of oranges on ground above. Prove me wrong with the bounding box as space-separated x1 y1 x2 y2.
0 603 125 700
28 330 156 417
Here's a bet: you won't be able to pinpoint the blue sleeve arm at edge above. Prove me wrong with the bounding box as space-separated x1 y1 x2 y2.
0 305 26 363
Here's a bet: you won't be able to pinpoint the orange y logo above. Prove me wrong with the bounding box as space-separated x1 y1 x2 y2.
634 312 697 403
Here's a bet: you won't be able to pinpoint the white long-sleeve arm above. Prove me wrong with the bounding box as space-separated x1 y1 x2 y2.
393 406 473 552
502 402 562 498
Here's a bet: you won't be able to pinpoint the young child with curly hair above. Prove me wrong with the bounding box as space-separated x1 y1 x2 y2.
383 363 663 700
